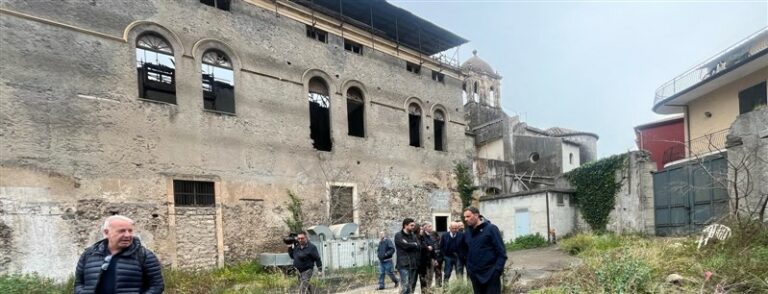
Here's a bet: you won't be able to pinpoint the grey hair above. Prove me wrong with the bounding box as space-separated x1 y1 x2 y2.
102 215 135 230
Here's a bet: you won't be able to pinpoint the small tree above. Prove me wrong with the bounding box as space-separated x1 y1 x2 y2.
284 189 304 233
455 163 477 210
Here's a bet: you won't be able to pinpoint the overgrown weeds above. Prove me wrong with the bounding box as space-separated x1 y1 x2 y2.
535 219 768 293
505 233 548 251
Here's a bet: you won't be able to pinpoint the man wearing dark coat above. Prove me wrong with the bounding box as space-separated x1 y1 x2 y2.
288 231 323 294
394 218 420 294
441 221 465 284
75 215 164 294
461 207 507 294
376 231 399 290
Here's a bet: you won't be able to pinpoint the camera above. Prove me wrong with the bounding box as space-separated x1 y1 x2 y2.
283 233 299 245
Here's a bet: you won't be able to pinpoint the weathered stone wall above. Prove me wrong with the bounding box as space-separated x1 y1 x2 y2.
726 108 768 222
0 0 469 279
512 135 563 176
175 207 218 270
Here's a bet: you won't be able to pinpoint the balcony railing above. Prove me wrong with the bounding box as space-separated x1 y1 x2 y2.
654 28 768 107
664 129 730 167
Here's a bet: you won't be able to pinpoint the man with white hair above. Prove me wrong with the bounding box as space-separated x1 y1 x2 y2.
75 215 164 294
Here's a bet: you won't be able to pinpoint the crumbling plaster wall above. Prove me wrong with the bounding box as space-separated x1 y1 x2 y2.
726 108 768 222
0 0 469 279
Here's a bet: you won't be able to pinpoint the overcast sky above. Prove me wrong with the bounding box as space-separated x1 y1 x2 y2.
391 0 768 157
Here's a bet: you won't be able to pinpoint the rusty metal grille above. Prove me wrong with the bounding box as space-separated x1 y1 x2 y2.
174 180 215 207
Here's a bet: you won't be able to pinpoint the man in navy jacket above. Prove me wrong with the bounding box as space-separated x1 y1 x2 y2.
440 221 464 284
461 207 507 294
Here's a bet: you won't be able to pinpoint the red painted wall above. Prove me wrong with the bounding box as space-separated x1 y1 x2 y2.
635 118 685 170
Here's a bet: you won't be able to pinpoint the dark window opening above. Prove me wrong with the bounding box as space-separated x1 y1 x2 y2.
557 194 565 206
738 81 767 114
202 50 235 113
346 87 365 137
136 33 176 104
462 82 468 104
309 77 332 151
344 39 363 55
529 152 540 163
435 216 448 232
406 62 421 74
408 103 422 147
434 110 445 151
473 81 479 102
200 0 231 11
431 70 445 83
306 25 327 43
174 180 215 207
485 187 501 195
330 186 354 224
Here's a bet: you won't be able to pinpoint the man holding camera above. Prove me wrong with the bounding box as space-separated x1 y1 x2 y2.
288 232 322 294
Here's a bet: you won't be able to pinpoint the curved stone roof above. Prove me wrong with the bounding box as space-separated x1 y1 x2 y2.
461 50 496 75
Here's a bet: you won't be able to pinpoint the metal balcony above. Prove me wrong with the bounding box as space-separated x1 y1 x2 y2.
654 28 768 113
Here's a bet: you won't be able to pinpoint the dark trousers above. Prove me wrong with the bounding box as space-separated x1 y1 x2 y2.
470 272 502 294
443 255 464 282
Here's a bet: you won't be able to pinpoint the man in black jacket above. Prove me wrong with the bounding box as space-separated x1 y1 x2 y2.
75 215 164 294
394 218 420 294
288 231 322 294
376 231 399 290
440 221 465 284
462 207 507 294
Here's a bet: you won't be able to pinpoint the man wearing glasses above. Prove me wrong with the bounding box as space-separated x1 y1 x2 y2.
74 215 164 294
288 231 323 294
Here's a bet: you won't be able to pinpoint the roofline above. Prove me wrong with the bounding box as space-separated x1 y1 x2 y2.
634 115 684 131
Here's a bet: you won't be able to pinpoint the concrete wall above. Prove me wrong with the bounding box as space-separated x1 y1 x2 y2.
477 139 505 161
513 135 563 176
687 68 767 154
480 190 576 243
561 142 581 173
0 0 469 279
726 108 768 221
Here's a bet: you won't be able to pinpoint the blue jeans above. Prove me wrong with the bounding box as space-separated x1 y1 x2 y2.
398 268 418 294
378 260 398 289
443 255 464 283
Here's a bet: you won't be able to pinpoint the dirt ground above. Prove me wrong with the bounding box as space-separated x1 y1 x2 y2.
338 245 579 294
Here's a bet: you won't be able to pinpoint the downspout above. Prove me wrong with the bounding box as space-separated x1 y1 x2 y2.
685 105 691 157
545 191 551 243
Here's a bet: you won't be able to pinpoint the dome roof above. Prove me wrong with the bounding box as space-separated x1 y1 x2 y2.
461 50 495 75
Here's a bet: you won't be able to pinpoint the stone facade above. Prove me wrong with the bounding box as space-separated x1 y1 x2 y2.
726 108 768 222
0 0 470 279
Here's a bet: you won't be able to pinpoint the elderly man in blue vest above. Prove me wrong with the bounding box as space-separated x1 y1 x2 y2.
461 207 507 294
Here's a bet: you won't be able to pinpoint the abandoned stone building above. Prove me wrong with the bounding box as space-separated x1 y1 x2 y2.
0 0 475 279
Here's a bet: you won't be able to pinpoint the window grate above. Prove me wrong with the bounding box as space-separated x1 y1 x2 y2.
174 180 215 207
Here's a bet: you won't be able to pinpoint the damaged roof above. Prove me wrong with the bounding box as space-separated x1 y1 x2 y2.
290 0 469 56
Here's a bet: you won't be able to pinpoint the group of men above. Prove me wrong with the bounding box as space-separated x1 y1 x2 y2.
384 206 508 294
73 206 506 294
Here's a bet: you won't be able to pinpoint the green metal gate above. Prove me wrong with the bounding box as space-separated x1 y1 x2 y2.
653 156 729 236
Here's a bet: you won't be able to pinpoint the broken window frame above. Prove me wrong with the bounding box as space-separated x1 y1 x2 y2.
306 25 328 43
431 70 445 83
308 77 332 151
173 180 215 207
406 62 421 74
202 49 235 113
738 81 767 114
343 39 363 55
433 109 446 151
200 0 231 11
136 33 177 104
346 87 365 138
329 185 355 224
408 103 423 147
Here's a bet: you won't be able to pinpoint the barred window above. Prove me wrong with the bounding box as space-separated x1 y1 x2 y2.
173 180 215 207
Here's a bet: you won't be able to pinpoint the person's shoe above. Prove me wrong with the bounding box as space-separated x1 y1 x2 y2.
394 281 399 288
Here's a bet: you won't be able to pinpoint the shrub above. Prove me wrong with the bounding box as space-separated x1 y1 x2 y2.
506 233 548 251
594 250 653 293
0 274 69 294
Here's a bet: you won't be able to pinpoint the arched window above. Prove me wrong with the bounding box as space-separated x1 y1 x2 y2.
346 87 365 137
136 33 176 104
308 77 332 151
462 82 468 105
408 103 422 147
473 81 480 102
202 49 235 113
569 153 574 164
489 86 496 107
434 109 446 151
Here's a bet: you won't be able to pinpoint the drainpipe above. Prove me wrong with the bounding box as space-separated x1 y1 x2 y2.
545 191 551 243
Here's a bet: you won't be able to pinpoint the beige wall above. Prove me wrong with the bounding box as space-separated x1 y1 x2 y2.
477 138 505 160
687 68 767 155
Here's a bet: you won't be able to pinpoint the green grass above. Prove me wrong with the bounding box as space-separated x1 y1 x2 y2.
505 233 549 251
534 220 768 293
